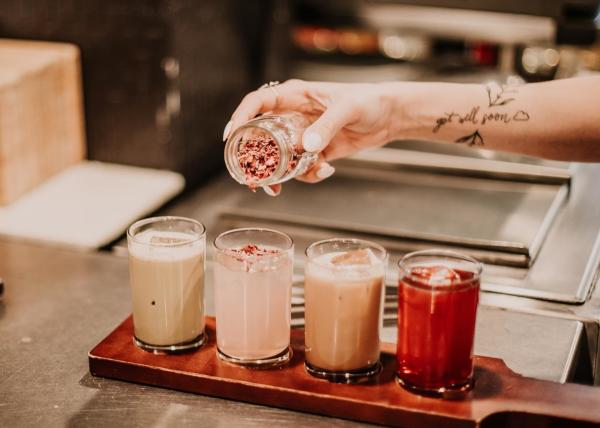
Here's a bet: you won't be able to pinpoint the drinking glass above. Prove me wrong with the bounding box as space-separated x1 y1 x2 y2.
127 216 206 353
397 250 482 397
304 238 387 383
213 228 293 367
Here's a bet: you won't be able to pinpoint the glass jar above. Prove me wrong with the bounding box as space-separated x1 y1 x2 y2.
224 113 318 189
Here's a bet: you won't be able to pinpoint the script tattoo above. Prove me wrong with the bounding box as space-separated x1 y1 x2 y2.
432 84 530 147
433 107 480 133
481 110 530 125
455 130 484 147
486 83 518 108
433 108 530 133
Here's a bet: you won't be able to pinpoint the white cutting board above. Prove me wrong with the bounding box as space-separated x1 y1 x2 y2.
0 161 185 250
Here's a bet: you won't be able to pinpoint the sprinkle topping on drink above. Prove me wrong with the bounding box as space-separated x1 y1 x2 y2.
229 244 280 257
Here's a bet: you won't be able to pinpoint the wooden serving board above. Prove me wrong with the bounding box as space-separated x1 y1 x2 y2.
89 317 600 427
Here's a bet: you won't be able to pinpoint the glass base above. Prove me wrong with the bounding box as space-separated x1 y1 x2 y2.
217 346 292 369
396 375 474 399
134 331 207 354
305 360 382 384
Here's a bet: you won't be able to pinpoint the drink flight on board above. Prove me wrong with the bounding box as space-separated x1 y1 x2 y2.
126 213 481 397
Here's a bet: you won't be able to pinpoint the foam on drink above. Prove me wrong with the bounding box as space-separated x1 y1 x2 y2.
129 229 205 347
304 248 385 372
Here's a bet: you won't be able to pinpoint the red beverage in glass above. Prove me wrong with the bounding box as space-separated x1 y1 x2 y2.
396 250 481 397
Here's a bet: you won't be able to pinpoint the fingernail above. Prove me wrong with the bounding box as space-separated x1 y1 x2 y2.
222 120 233 142
263 186 279 197
316 163 335 180
303 132 322 152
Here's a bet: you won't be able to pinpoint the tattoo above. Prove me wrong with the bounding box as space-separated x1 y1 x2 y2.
481 110 530 125
434 107 530 132
433 106 480 133
455 130 484 147
432 84 530 147
486 83 518 108
513 110 530 121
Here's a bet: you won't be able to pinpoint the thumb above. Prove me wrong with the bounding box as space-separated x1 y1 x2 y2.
302 104 354 153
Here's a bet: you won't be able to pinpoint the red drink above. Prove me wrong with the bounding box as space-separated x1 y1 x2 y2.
396 251 481 397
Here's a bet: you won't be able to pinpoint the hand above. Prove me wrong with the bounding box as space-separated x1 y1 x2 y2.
224 80 396 195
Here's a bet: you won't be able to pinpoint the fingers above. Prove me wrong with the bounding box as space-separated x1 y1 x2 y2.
222 120 233 142
224 80 306 141
262 184 281 197
296 154 336 184
302 103 355 153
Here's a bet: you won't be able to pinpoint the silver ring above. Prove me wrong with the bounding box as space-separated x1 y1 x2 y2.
259 81 280 98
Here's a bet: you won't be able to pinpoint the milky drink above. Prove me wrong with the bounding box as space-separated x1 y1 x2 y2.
304 249 385 372
129 230 205 347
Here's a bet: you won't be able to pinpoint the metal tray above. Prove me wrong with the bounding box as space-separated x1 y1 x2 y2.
229 168 567 265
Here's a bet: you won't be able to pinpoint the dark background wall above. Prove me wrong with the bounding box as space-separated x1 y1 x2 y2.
0 0 284 187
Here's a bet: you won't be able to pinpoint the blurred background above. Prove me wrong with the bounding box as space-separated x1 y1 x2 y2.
1 0 600 289
0 0 599 187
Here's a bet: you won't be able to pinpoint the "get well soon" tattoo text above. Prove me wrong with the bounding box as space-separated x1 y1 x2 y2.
431 84 530 147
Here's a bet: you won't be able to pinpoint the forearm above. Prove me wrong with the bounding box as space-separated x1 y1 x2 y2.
386 77 600 162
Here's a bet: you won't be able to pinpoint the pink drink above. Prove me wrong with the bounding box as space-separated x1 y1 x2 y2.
214 230 293 367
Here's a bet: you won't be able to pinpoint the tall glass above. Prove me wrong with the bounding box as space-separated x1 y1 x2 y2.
397 250 482 397
304 238 387 383
127 216 206 353
214 228 293 367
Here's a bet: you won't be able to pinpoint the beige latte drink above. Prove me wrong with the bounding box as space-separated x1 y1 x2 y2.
127 217 206 352
304 239 386 382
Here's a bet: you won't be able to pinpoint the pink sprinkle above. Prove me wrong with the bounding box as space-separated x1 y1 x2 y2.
237 135 304 188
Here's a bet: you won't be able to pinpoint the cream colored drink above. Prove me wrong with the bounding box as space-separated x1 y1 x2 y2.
304 248 385 373
128 229 205 348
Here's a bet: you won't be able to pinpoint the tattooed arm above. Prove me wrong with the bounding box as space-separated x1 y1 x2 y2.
390 77 600 162
226 77 600 191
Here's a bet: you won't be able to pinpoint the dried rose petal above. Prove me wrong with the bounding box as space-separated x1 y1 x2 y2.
224 244 282 264
237 136 281 183
236 136 305 187
234 244 279 256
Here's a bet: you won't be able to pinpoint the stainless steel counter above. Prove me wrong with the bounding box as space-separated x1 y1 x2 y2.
0 240 363 427
0 234 588 427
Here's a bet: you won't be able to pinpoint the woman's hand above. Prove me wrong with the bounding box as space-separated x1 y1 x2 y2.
223 80 397 194
225 77 600 194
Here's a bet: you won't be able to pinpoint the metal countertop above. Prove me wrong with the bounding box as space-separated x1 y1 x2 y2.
0 176 590 426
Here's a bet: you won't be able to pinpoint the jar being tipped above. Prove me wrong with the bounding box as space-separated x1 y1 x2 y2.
224 113 318 190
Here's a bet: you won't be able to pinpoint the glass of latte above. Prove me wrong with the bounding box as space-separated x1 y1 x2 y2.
127 216 206 353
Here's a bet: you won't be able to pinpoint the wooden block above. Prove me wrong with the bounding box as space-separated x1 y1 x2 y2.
0 39 85 205
89 316 600 427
